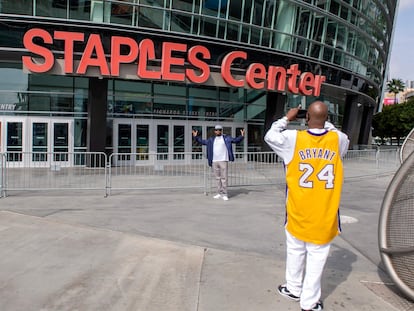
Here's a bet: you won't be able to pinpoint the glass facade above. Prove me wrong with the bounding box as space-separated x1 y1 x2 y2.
0 0 394 88
0 0 398 156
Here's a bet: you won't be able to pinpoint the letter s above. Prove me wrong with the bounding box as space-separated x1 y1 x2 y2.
22 28 54 73
186 45 210 84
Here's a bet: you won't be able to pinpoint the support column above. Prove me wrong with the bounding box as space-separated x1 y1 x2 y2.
87 78 108 164
341 95 364 149
358 105 375 146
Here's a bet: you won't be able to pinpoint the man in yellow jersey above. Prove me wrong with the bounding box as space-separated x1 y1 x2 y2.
264 101 349 311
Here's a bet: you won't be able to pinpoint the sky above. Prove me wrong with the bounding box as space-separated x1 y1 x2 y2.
388 0 414 82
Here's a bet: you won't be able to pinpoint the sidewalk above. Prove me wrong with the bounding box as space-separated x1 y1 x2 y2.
0 172 413 311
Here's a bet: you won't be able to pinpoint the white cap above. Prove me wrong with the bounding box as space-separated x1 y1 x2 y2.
215 125 223 130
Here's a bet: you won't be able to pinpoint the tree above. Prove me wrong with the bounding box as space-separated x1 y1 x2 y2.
386 78 405 104
372 98 414 145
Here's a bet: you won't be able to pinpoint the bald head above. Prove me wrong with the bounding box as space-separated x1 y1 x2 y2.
307 101 328 128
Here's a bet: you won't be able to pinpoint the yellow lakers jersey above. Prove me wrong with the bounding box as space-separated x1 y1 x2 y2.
285 130 344 244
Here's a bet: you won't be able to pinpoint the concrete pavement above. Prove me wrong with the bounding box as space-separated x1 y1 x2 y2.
0 172 413 311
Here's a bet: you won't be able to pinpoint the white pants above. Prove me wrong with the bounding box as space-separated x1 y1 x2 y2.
285 230 331 310
212 161 228 195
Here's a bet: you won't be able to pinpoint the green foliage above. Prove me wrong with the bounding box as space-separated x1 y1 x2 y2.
372 99 414 144
386 78 405 103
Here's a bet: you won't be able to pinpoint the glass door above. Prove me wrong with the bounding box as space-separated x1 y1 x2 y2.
29 119 72 166
53 122 69 162
173 125 185 160
117 123 132 156
6 121 23 162
113 120 133 165
157 124 169 160
32 122 48 162
113 120 153 165
136 123 149 161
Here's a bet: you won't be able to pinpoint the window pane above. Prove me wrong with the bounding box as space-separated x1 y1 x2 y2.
38 0 67 18
1 0 32 14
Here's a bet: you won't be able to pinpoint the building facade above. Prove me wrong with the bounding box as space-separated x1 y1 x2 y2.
0 0 398 165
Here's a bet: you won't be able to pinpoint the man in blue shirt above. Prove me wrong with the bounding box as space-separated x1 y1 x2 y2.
192 125 244 200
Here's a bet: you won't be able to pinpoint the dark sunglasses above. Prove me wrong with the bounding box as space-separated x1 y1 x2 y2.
215 129 222 131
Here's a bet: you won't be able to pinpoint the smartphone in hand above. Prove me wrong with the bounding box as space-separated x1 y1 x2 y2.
296 109 307 119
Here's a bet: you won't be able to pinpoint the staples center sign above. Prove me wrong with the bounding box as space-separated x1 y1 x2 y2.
22 28 326 96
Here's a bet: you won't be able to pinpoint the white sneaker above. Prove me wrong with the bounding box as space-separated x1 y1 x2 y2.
222 195 229 201
213 194 221 199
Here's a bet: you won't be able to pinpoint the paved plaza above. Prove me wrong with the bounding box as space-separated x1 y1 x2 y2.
0 169 413 310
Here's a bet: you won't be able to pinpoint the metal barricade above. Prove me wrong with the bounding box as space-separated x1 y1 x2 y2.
0 149 400 197
2 152 107 196
343 148 399 179
0 153 5 198
108 152 207 195
205 151 284 194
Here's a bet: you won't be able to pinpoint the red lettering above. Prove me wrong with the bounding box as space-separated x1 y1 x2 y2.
77 34 110 75
313 75 326 96
21 28 326 97
287 64 301 93
54 31 84 74
186 45 210 84
22 28 54 73
137 39 161 79
221 51 247 87
111 36 139 76
298 72 315 96
161 42 186 81
267 66 287 92
246 63 266 89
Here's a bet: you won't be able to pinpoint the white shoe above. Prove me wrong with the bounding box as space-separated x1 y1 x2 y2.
222 195 229 201
213 194 221 199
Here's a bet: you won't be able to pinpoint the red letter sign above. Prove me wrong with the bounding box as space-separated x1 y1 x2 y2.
221 51 247 87
111 36 139 76
22 28 54 73
77 34 110 75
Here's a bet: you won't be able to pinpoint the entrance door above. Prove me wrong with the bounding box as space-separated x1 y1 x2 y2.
117 123 132 159
135 123 149 161
32 122 48 162
113 120 152 165
29 119 72 165
156 124 169 160
155 122 186 162
6 121 23 162
173 124 185 160
53 122 70 162
0 118 73 167
113 119 188 165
